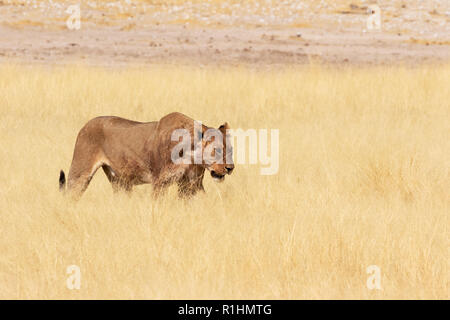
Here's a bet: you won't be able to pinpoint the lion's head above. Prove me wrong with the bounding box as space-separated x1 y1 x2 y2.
201 122 234 182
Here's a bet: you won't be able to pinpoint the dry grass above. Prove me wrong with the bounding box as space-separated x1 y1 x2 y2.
0 63 448 299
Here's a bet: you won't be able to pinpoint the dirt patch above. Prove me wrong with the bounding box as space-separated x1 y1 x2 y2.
0 0 449 67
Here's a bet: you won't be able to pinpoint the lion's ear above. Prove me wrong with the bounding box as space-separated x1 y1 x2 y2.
219 122 230 133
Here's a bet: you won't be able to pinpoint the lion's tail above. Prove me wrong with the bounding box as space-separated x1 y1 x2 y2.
59 170 66 192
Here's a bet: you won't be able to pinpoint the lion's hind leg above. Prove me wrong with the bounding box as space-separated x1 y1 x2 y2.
66 157 103 200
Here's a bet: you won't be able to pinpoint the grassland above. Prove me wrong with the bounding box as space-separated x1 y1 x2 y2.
0 63 448 299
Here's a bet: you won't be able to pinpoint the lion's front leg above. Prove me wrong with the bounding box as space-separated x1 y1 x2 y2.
152 180 170 198
177 177 205 198
177 184 203 198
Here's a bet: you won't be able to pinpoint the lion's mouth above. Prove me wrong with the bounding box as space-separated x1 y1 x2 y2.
210 170 225 181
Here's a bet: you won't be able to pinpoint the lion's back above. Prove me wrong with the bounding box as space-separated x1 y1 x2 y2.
74 116 155 156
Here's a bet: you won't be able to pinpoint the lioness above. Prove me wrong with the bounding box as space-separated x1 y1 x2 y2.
59 112 234 199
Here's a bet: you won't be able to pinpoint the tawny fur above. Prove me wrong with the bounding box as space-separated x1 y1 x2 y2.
60 112 233 200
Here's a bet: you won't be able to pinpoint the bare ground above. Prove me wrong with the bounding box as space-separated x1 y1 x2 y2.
0 0 449 66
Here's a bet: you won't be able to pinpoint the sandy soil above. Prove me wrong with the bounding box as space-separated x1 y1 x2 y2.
0 0 449 66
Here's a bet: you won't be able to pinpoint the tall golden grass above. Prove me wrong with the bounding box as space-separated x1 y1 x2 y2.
0 63 448 299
